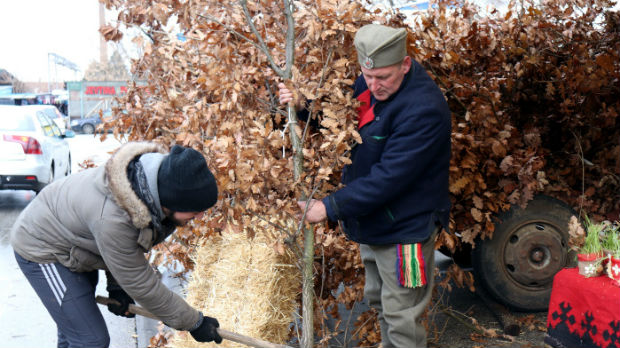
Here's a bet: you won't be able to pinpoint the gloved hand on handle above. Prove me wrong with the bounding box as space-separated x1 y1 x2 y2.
190 313 222 344
105 271 135 318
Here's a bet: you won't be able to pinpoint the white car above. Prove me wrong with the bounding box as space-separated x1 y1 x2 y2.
20 104 70 130
0 105 74 193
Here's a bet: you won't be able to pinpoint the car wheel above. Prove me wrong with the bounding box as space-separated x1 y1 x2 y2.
82 123 95 134
471 195 577 311
66 155 71 176
49 164 55 183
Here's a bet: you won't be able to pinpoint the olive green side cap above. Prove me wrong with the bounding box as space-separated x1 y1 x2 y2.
354 24 407 69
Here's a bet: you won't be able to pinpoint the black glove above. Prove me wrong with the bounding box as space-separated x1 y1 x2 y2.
106 272 135 318
190 316 222 343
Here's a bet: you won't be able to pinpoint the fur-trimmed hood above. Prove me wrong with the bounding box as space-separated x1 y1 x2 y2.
105 142 167 229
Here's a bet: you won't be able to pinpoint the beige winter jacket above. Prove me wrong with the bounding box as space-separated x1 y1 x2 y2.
10 142 201 330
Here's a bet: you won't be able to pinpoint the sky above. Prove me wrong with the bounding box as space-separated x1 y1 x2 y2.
2 0 617 84
0 0 504 85
0 0 124 83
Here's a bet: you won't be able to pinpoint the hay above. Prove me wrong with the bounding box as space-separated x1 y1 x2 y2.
170 220 300 348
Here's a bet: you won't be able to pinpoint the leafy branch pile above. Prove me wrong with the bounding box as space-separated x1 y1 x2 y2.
414 0 620 251
99 0 619 345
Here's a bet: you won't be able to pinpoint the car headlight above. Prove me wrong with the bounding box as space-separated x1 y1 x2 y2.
70 120 78 126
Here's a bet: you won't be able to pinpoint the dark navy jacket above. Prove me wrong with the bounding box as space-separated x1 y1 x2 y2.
322 60 451 245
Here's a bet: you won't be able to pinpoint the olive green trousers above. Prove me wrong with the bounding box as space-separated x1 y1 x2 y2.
360 229 437 348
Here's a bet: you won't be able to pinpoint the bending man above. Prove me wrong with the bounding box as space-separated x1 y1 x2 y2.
11 142 222 347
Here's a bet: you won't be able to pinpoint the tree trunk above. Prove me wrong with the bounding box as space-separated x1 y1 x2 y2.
286 105 314 348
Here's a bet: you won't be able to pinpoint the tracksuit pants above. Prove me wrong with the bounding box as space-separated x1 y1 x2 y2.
14 251 110 348
360 228 437 348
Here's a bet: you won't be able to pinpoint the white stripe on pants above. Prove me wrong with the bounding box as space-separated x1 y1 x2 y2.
14 251 110 348
40 264 67 305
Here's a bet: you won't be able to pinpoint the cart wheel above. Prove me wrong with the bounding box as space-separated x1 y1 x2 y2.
472 195 577 311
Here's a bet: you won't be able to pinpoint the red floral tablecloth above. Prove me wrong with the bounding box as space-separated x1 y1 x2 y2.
545 267 620 348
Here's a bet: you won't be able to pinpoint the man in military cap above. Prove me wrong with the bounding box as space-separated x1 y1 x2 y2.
279 24 451 347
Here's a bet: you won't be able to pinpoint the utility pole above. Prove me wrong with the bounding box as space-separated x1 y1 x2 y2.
99 2 108 65
47 53 79 93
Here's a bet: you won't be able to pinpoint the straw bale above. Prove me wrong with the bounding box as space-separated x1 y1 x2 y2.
170 219 300 347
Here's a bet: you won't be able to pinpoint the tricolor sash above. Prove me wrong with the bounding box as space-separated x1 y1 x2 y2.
396 243 427 288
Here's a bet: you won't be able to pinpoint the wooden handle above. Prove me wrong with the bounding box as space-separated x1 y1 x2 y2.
95 296 295 348
216 328 295 348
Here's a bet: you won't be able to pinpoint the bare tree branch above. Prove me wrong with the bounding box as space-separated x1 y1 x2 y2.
238 0 286 77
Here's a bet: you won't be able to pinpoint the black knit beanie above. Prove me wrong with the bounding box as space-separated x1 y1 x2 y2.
157 145 218 212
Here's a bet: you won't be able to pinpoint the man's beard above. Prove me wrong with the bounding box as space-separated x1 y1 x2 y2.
163 210 187 228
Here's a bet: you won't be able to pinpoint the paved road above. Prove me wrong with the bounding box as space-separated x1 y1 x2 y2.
1 134 549 347
66 133 127 173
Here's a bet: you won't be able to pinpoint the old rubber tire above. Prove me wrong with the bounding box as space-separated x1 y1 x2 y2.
472 195 577 312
